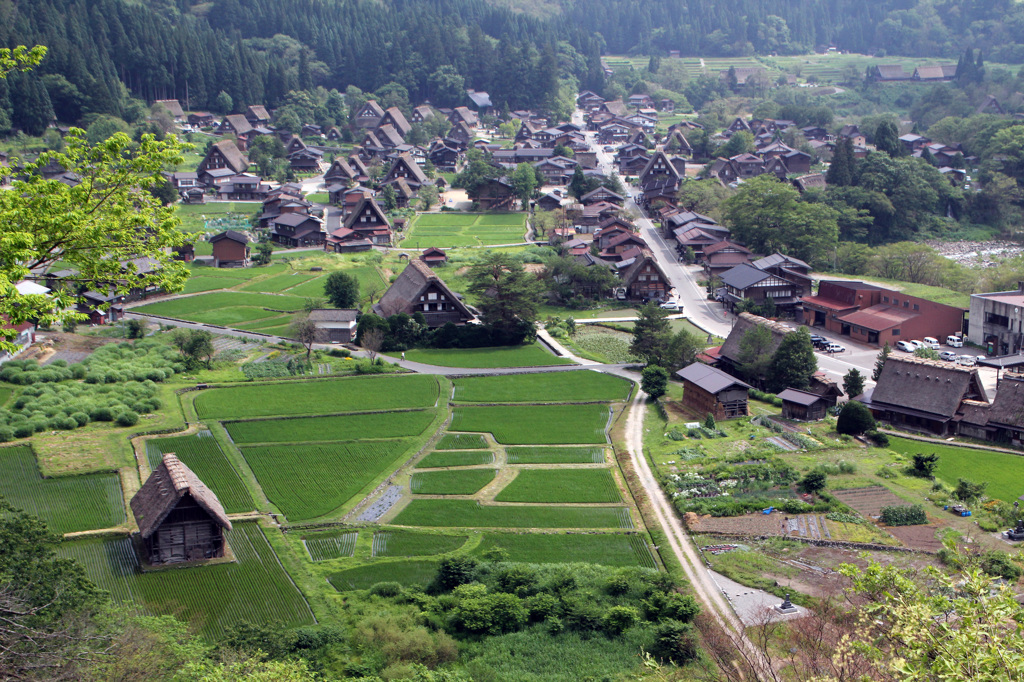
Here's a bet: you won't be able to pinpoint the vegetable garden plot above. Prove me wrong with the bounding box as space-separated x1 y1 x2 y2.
506 447 606 464
435 433 489 450
410 468 496 495
450 404 610 444
471 533 656 568
495 469 621 504
225 409 435 444
0 445 125 534
240 439 415 521
416 450 494 468
304 531 359 561
329 560 440 591
371 531 468 557
452 371 631 403
195 374 440 420
58 523 314 639
392 500 633 529
145 432 254 514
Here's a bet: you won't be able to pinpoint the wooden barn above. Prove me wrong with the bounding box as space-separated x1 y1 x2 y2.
778 388 830 421
130 453 232 565
675 362 751 420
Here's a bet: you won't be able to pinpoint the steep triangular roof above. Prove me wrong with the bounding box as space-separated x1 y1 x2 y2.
372 260 474 320
343 196 390 230
870 356 987 419
639 150 680 183
385 153 429 186
379 107 412 136
130 453 232 539
201 140 249 174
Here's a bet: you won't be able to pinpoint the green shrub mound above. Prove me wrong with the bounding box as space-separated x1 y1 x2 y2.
880 504 927 526
0 380 159 439
81 341 182 382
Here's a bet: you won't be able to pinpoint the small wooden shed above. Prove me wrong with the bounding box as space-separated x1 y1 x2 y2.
778 388 830 421
130 453 232 565
675 363 751 420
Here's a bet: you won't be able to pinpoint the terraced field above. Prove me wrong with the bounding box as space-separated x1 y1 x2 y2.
471 533 656 568
403 212 527 248
506 447 606 464
495 469 621 504
392 500 633 529
410 468 496 495
329 560 440 591
371 530 468 557
435 433 489 450
452 371 631 403
58 522 314 638
304 530 359 561
416 450 494 468
0 445 125 534
225 409 435 444
450 404 610 444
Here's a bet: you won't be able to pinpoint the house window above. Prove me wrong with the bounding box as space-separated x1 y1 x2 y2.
428 292 437 300
883 296 889 303
913 304 919 311
892 299 898 306
892 329 900 336
904 301 909 308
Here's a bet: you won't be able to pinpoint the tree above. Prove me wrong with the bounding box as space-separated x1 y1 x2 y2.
826 137 854 187
323 271 359 308
428 66 466 108
1 130 189 353
380 184 397 211
170 328 214 370
359 327 385 362
568 165 589 200
467 253 542 343
736 323 774 387
253 241 273 266
767 327 817 392
510 162 537 209
419 184 440 211
800 470 827 492
641 365 670 400
85 115 130 144
911 453 940 478
954 478 987 505
873 342 891 381
874 121 902 157
290 317 318 361
843 368 865 399
214 90 234 114
125 319 147 339
719 130 754 158
630 303 672 366
836 400 875 435
914 346 940 360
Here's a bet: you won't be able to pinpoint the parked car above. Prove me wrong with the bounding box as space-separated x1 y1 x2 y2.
809 334 827 349
896 340 917 353
923 337 940 349
603 145 615 152
910 340 925 349
957 355 977 367
659 300 682 311
946 335 963 347
823 342 846 353
939 351 958 362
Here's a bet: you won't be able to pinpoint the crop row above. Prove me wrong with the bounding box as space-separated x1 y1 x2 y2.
410 468 496 495
505 447 606 464
392 500 633 529
371 530 469 557
471 533 657 568
452 371 631 403
494 469 621 504
435 433 488 450
225 409 435 444
449 404 610 444
304 531 358 561
416 450 494 468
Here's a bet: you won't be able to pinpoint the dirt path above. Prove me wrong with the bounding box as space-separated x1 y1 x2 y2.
624 389 772 677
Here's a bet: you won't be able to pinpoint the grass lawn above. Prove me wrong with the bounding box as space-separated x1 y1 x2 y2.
495 469 621 503
194 374 440 420
134 291 308 325
411 468 496 495
239 271 319 293
506 447 606 464
450 404 610 444
452 371 631 403
174 202 260 233
146 432 254 514
225 409 436 444
888 436 1024 503
471 533 656 568
403 212 527 248
0 445 125 534
181 275 246 294
329 560 439 591
372 531 468 557
416 450 494 468
0 383 13 407
58 523 314 639
404 343 573 368
240 439 416 520
436 433 489 449
392 500 633 529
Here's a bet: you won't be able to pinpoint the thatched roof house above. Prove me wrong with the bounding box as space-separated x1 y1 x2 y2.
372 260 473 328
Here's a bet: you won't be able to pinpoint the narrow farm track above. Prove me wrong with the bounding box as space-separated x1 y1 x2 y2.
624 390 772 679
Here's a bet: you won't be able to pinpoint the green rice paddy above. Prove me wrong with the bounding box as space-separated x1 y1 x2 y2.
452 371 632 403
450 404 610 444
416 450 494 468
888 436 1024 504
371 530 468 557
471 533 657 568
145 432 254 514
506 447 606 464
410 468 496 495
225 409 435 444
328 560 440 591
304 530 359 561
404 344 573 368
435 433 489 450
391 500 633 529
495 469 621 504
404 212 527 248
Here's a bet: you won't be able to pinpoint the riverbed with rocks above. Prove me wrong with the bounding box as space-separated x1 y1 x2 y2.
925 239 1024 266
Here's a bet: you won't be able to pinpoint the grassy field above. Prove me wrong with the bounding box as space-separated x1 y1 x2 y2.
58 523 314 639
392 500 633 529
403 212 527 248
0 445 125 534
225 409 435 444
404 344 573 368
450 404 610 444
506 447 606 464
303 530 359 561
471 533 656 568
495 469 621 503
146 432 254 514
416 450 494 468
240 439 415 520
134 291 307 326
452 371 631 403
174 202 259 233
410 468 496 495
0 384 12 406
328 560 440 591
371 531 469 557
888 436 1024 503
435 433 489 449
194 374 440 420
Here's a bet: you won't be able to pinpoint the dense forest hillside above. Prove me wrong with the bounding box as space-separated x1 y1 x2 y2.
4 0 1024 133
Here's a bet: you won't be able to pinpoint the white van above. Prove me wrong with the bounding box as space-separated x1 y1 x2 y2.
946 335 963 347
922 337 940 349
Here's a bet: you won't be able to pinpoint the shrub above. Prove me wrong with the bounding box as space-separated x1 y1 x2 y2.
880 504 927 526
605 574 630 596
653 620 699 664
0 426 13 442
980 551 1022 580
525 593 561 621
90 407 115 422
800 470 828 493
116 410 139 427
978 518 1000 533
603 605 639 634
368 582 403 598
876 466 898 479
430 556 479 593
866 430 889 447
13 424 33 439
69 412 90 427
837 401 875 435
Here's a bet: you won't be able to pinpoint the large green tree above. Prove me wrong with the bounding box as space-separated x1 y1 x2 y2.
767 326 817 392
874 121 902 158
467 253 542 342
630 303 672 366
736 322 774 388
510 162 537 210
